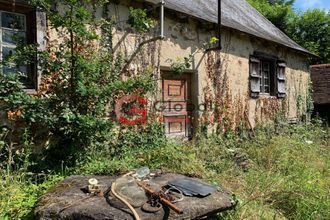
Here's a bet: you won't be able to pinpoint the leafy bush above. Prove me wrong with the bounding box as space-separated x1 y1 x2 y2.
0 174 63 220
0 0 159 171
128 7 155 33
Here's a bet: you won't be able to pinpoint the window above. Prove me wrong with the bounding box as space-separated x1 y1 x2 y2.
261 61 271 94
0 11 28 75
249 52 286 98
0 2 45 91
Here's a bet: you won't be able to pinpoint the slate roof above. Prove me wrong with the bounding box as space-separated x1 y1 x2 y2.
145 0 311 55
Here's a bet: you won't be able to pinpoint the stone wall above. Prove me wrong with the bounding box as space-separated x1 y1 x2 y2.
33 0 313 130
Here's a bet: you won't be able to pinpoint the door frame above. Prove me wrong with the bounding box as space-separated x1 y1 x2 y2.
161 71 194 139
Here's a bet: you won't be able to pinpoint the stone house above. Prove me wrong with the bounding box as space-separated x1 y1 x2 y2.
0 0 313 138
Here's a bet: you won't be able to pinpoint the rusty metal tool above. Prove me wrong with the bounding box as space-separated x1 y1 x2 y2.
137 181 184 214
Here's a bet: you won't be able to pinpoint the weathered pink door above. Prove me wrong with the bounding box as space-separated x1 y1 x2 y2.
162 73 192 138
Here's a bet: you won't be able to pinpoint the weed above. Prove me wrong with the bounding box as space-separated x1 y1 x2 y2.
0 174 63 220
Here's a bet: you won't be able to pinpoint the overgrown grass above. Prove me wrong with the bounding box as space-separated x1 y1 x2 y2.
210 121 330 220
0 175 63 220
0 121 329 219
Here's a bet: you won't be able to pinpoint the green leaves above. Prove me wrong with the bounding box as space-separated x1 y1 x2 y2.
287 9 330 63
209 37 219 45
248 0 330 63
166 55 193 76
127 7 155 33
247 0 294 32
0 74 31 112
75 6 91 20
0 0 159 171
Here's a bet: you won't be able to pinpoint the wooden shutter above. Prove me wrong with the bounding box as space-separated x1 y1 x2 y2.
249 56 261 98
276 61 286 98
31 10 47 90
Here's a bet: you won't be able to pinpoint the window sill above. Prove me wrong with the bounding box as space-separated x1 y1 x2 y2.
23 88 38 95
258 93 278 98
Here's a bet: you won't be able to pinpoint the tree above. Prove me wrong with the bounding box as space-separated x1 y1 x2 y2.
248 0 330 63
287 9 330 63
0 0 159 170
247 0 295 32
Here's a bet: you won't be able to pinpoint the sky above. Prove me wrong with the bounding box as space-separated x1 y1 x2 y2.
294 0 330 11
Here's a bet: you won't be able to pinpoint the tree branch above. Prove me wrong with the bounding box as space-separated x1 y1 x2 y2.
121 36 162 74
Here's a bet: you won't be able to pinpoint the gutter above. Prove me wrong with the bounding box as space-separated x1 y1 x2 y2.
217 0 222 50
206 0 222 51
160 0 165 39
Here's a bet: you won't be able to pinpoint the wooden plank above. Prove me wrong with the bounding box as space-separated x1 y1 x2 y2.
311 65 330 104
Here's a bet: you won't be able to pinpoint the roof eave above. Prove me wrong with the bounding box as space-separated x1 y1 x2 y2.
143 0 315 57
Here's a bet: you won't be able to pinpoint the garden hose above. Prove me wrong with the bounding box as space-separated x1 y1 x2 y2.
111 181 141 220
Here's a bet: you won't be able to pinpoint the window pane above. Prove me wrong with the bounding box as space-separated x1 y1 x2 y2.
262 62 270 71
1 12 25 30
262 71 270 79
2 46 27 75
264 86 270 93
264 77 270 93
2 30 26 44
3 66 17 75
260 61 271 93
2 46 15 62
3 65 27 76
264 78 269 85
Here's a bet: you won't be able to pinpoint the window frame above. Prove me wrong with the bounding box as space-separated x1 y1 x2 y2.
260 60 271 94
259 59 276 96
0 1 38 91
250 52 286 99
0 10 27 74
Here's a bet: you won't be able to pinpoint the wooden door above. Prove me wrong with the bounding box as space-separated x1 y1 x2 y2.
162 73 192 138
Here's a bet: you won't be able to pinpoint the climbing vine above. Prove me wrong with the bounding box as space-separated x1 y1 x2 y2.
306 80 314 114
202 32 239 134
166 56 192 76
166 37 219 76
127 7 155 33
